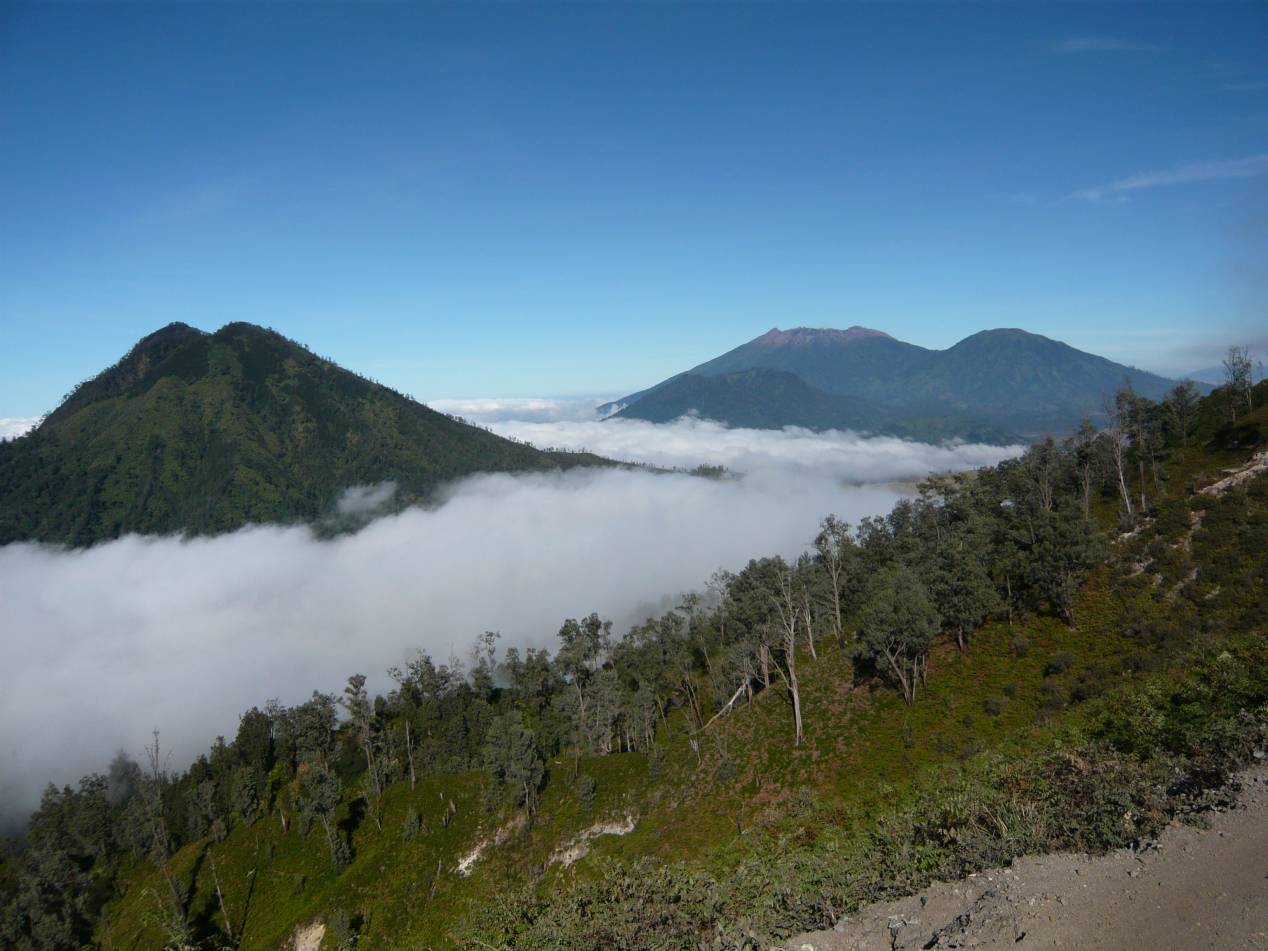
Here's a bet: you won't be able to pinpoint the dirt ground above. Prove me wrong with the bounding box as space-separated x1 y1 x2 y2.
786 761 1268 951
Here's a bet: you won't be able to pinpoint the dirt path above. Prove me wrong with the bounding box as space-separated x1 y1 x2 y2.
786 762 1268 951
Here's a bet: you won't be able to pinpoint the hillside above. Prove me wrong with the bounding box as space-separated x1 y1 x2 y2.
0 323 610 545
611 326 1191 437
616 366 1017 444
2 380 1263 951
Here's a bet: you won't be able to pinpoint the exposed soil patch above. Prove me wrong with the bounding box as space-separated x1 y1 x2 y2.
788 762 1268 951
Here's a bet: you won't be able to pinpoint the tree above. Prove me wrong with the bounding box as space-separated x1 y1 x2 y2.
556 613 611 774
340 675 383 832
1222 345 1254 420
1163 380 1200 449
1103 391 1134 518
771 567 805 745
1024 438 1059 512
813 514 853 645
856 566 940 704
1024 509 1102 626
140 732 192 944
1119 383 1160 513
482 712 545 815
1068 419 1101 520
296 760 348 870
928 542 999 653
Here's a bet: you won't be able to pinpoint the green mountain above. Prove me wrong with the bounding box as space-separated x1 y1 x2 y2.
611 326 1193 437
618 366 1016 444
0 322 609 545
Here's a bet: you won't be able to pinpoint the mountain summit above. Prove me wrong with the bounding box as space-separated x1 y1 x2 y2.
614 326 1190 438
750 326 895 348
0 323 608 545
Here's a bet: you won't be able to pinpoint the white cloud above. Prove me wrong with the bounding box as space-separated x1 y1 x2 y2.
0 409 1021 822
477 413 1020 482
428 397 613 423
1074 153 1268 202
0 417 42 441
335 481 397 516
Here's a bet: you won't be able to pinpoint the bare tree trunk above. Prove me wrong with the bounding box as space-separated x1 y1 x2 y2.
210 851 235 947
1104 394 1134 517
801 588 817 660
144 732 188 933
884 648 913 705
405 720 416 790
827 559 844 646
774 572 805 745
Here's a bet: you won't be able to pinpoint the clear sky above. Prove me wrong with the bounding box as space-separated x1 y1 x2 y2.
2 2 1266 416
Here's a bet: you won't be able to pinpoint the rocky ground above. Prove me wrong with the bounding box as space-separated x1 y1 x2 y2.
786 761 1268 951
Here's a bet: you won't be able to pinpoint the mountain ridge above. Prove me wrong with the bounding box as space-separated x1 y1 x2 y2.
611 325 1196 436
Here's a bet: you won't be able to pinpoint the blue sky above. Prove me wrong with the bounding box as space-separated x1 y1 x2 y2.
2 2 1266 416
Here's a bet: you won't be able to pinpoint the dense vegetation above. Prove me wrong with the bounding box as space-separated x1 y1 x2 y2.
1 377 1263 950
613 326 1191 436
0 322 611 546
614 366 1015 444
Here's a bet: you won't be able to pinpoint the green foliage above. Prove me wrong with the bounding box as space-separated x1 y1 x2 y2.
856 565 940 704
616 367 1014 444
0 322 612 545
576 774 598 814
482 713 545 815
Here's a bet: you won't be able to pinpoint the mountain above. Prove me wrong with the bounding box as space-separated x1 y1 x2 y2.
616 366 1016 444
611 326 1192 437
0 322 609 545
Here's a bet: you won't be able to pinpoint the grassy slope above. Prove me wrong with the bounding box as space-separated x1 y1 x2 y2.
99 394 1268 950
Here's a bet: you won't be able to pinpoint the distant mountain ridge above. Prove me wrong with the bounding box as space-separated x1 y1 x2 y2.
611 326 1194 439
0 322 610 545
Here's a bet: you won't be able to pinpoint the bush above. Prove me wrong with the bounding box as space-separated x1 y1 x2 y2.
1045 652 1074 676
983 698 1003 717
402 807 421 839
576 774 597 813
324 909 358 950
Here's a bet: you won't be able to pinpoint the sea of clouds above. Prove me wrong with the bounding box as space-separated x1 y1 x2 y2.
0 399 1021 822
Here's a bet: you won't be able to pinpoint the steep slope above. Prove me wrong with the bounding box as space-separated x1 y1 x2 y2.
612 326 1194 436
0 322 609 545
615 367 1016 444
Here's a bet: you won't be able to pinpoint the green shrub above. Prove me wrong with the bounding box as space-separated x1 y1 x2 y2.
1044 652 1074 676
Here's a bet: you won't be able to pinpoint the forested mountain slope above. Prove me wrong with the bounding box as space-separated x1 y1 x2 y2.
0 323 609 545
613 366 1014 444
612 326 1191 437
2 379 1265 951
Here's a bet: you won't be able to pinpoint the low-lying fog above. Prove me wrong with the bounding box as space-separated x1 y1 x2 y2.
0 402 1021 824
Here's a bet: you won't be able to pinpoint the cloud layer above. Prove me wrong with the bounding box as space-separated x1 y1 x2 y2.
0 417 41 441
0 410 1020 822
471 413 1018 481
